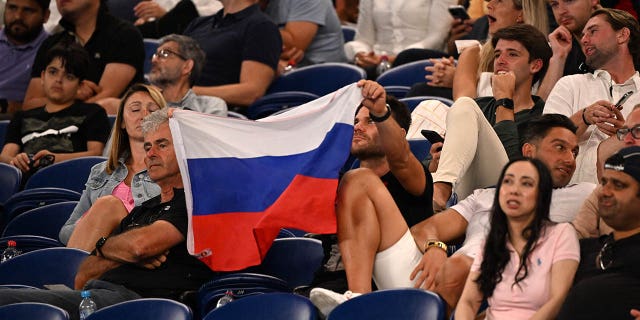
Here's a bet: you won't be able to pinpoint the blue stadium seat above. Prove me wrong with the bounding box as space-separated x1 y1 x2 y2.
24 156 106 193
1 188 80 230
203 293 316 320
341 25 356 42
408 139 431 162
0 247 88 289
0 302 69 320
377 60 434 98
197 273 290 318
328 288 445 320
2 201 77 240
0 235 63 254
143 38 160 76
247 91 319 120
0 163 21 204
267 63 366 96
86 298 192 320
249 238 324 288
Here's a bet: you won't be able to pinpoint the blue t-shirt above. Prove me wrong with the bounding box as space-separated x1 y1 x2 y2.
184 4 282 86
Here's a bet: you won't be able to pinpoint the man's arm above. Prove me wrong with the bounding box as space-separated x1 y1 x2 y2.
537 26 573 101
21 78 48 110
280 21 318 53
358 80 426 195
193 60 275 107
87 63 137 105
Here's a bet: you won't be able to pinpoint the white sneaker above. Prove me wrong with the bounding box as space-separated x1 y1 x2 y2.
310 288 361 317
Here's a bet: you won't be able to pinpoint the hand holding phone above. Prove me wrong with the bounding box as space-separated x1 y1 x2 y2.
448 5 470 21
421 130 445 144
614 91 634 110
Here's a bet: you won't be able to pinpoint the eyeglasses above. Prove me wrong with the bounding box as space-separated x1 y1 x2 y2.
616 125 640 141
152 49 186 60
595 238 614 271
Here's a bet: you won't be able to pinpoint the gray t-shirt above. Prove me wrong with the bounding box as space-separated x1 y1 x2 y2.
264 0 347 66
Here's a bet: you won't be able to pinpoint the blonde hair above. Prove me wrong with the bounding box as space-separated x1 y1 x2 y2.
477 0 549 73
106 84 167 174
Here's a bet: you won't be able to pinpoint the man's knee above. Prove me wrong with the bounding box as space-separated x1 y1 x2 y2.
338 168 386 196
434 254 473 308
448 97 481 119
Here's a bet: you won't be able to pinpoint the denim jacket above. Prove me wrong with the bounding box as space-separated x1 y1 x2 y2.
58 156 160 244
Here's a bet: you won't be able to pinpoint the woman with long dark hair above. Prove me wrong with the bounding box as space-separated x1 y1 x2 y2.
456 158 579 319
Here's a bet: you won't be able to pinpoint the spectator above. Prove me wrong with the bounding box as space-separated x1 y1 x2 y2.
0 43 110 176
0 0 49 116
345 0 456 78
572 105 640 239
131 0 223 38
334 0 358 25
309 80 434 317
60 84 164 247
22 0 145 114
149 34 227 115
557 146 640 320
543 8 640 184
431 24 552 211
426 0 548 100
455 158 579 319
260 0 347 70
184 0 282 110
0 108 215 320
537 0 601 101
310 113 593 317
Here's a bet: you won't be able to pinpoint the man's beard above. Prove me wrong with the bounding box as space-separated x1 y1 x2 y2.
148 70 178 89
5 22 42 44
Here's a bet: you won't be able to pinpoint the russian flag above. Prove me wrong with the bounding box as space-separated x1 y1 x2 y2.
170 84 363 271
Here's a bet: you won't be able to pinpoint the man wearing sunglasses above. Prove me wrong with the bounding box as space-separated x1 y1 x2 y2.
558 146 640 320
148 34 228 116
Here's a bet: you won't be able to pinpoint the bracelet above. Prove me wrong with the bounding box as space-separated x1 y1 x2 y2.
582 108 591 126
424 240 448 254
95 236 108 257
369 104 391 123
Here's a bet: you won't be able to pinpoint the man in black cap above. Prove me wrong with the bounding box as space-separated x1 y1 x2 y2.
558 146 640 319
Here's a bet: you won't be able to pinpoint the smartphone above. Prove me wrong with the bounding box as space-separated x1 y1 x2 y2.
421 130 444 144
448 5 470 21
614 91 634 110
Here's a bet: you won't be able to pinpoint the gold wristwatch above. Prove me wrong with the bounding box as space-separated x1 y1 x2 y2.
424 240 447 253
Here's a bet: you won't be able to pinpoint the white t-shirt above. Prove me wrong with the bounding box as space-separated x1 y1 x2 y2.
452 182 595 257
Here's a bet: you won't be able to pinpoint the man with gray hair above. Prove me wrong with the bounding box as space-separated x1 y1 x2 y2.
0 108 215 320
149 34 227 116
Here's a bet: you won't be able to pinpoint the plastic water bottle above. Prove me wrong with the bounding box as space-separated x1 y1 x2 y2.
1 240 21 263
283 59 297 74
79 290 97 320
215 290 234 308
376 53 391 76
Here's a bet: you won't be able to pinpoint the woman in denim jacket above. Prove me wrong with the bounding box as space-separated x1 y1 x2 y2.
59 84 164 248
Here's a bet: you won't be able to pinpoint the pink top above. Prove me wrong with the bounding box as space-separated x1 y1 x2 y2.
471 223 580 320
112 181 135 212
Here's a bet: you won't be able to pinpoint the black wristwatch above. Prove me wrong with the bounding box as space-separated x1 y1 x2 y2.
369 104 392 122
495 98 514 110
95 236 108 256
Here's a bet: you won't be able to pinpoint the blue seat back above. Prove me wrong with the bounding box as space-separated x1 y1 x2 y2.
1 188 81 230
197 273 290 318
143 38 160 75
0 247 88 289
0 235 63 254
267 63 366 96
341 26 356 42
3 201 78 239
24 157 106 193
247 91 319 120
203 293 316 320
400 96 454 113
328 288 445 320
0 302 69 320
252 238 324 288
0 163 21 204
376 59 433 88
86 298 192 320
